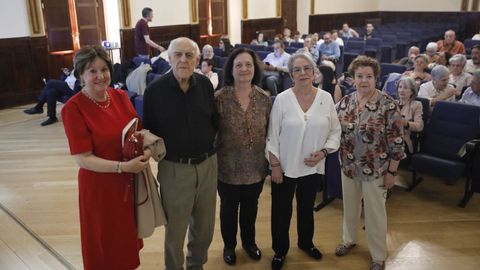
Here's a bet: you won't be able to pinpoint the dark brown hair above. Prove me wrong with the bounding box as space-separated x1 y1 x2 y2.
348 55 380 78
73 45 113 80
223 48 263 86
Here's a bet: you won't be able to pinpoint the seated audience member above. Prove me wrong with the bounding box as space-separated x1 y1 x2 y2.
396 76 424 162
296 36 319 64
196 59 219 89
318 33 341 64
219 37 234 57
274 34 284 42
437 30 465 55
399 46 420 70
437 51 452 67
403 54 432 87
334 72 356 103
459 71 480 106
465 44 480 74
253 32 268 47
200 44 218 66
425 42 440 69
292 30 304 43
24 68 80 126
418 65 458 108
263 41 290 95
362 23 378 39
283 27 293 43
330 29 344 46
339 23 359 39
472 30 480 40
311 32 320 46
449 54 473 94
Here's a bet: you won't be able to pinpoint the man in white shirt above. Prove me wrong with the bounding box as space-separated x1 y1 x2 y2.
418 65 458 108
263 41 290 95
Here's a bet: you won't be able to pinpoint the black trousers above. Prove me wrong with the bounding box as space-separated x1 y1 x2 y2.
271 173 319 256
36 80 74 118
217 180 264 249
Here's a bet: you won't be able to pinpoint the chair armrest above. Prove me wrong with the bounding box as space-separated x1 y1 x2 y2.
458 139 480 160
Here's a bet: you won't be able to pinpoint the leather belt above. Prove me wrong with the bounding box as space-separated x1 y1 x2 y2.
164 149 216 165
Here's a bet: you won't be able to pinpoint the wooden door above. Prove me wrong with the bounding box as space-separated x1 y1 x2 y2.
282 0 297 31
75 0 106 46
41 0 73 51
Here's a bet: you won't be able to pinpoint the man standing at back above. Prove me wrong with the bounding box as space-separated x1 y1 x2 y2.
134 7 166 58
143 37 218 270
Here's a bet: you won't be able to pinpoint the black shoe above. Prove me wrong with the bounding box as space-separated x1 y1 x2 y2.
40 117 58 126
242 243 261 260
24 107 43 114
271 254 285 270
223 247 236 265
299 246 322 260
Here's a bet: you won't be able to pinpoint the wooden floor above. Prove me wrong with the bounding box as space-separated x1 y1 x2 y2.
1 104 480 270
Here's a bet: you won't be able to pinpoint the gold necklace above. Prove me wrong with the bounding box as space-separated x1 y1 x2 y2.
82 89 111 110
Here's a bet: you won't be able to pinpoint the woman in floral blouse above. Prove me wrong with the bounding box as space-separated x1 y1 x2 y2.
215 47 272 266
335 56 405 270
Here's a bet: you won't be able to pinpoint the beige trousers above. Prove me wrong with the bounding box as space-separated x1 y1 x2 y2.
157 155 218 270
341 173 387 262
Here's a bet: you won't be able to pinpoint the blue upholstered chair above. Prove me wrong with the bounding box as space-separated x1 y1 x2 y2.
314 151 343 211
408 102 480 206
134 95 143 121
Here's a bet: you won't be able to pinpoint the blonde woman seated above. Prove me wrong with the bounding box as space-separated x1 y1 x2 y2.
396 76 424 164
403 54 432 87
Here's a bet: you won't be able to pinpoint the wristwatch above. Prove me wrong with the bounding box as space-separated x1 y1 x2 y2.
387 169 397 176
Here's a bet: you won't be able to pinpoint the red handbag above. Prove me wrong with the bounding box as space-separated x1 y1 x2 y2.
122 118 144 161
122 132 144 161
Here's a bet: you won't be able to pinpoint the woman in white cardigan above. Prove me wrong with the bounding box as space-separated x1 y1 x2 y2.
266 52 341 270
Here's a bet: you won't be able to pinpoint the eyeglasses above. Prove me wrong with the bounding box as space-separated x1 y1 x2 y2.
292 65 313 75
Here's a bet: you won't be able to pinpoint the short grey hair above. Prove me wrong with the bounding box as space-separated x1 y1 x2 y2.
449 54 467 66
426 42 437 51
430 65 450 81
167 37 200 58
287 53 317 74
472 71 480 82
202 44 213 52
397 76 418 99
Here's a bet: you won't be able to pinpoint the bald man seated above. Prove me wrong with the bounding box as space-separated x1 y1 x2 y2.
437 30 465 55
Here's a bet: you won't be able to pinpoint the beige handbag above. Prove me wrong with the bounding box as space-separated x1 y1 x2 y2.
134 130 167 238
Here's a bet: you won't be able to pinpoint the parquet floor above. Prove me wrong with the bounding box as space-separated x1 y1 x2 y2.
1 104 479 270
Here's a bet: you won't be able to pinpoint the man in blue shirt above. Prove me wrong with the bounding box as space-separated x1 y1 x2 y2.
460 71 480 106
318 33 340 64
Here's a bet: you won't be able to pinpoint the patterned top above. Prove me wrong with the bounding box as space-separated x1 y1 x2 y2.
215 85 272 185
337 90 405 181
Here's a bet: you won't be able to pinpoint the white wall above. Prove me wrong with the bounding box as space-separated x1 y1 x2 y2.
129 0 190 27
297 0 310 35
228 0 242 45
0 0 31 38
314 0 378 14
103 0 121 63
248 0 276 19
378 0 463 11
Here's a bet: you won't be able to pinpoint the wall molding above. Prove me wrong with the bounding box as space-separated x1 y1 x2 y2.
121 0 131 28
26 0 41 35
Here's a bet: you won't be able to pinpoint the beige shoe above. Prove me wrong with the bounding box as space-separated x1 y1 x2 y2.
370 261 385 270
334 243 356 256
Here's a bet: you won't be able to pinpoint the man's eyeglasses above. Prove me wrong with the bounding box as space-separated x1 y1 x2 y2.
292 65 313 75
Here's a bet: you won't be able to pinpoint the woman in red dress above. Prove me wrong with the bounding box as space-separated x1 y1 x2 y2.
62 45 150 270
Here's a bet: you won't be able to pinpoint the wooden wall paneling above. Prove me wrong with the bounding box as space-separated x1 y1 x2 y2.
472 0 479 11
120 24 201 62
0 37 48 109
241 18 284 44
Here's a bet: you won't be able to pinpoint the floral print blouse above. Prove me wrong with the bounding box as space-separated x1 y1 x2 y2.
215 85 272 185
337 90 405 181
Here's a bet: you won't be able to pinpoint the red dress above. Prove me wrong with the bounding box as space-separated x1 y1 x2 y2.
62 88 143 270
